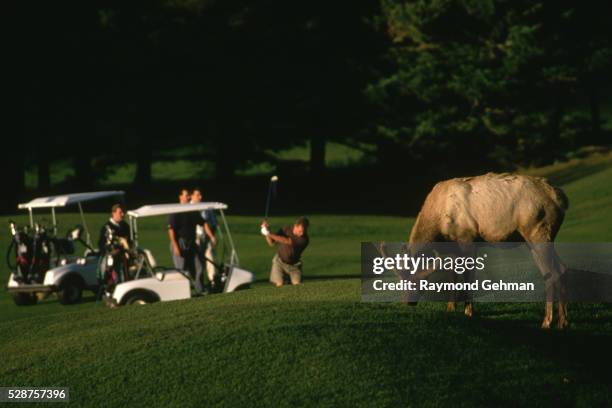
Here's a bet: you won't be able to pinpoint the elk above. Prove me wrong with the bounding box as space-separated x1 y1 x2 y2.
407 173 569 329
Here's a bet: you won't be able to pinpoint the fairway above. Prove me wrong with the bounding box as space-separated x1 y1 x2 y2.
2 280 612 407
2 154 612 406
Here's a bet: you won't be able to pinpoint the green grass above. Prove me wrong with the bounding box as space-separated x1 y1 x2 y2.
2 282 612 406
0 214 410 323
270 141 366 168
3 152 612 406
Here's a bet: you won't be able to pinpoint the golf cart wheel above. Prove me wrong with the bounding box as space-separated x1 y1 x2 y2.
124 292 157 306
12 292 38 306
57 276 83 305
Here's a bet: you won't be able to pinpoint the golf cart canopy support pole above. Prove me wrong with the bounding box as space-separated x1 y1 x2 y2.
219 209 239 265
28 208 33 228
131 216 139 247
129 216 134 244
51 207 57 235
78 202 92 247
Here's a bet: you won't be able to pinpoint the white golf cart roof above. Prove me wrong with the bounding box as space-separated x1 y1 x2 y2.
127 202 237 264
127 202 228 218
18 191 125 209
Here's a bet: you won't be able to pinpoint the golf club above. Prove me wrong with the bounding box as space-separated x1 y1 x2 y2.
264 175 279 220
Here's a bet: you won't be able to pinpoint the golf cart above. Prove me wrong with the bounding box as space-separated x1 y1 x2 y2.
105 202 254 306
6 191 125 305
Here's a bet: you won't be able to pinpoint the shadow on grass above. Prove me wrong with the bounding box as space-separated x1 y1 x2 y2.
304 274 361 280
253 275 360 284
37 294 98 306
489 325 612 384
306 301 612 405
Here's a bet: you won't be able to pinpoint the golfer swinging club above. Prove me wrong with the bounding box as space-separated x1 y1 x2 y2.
261 217 310 287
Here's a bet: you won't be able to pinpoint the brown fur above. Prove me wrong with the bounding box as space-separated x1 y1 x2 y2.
408 173 569 329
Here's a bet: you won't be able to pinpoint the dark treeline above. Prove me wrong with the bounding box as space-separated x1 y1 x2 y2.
3 1 611 213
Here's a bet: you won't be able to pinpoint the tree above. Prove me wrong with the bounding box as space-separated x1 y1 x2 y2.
134 139 153 186
161 0 381 178
310 136 326 176
368 1 612 175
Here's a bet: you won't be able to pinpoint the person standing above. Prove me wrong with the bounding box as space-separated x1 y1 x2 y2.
98 204 131 254
190 188 218 289
168 188 206 295
261 217 310 287
168 188 190 267
98 204 131 288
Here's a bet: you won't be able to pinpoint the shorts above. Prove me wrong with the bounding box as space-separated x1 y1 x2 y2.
270 254 302 285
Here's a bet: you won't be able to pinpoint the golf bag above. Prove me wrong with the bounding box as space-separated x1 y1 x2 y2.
97 225 130 294
203 259 250 294
7 222 51 284
208 261 229 294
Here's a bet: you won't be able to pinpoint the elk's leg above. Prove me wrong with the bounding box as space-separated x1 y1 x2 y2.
380 242 417 305
557 287 569 329
405 244 438 305
464 301 473 317
543 301 554 329
446 245 467 313
447 269 457 312
529 244 560 329
405 267 435 305
463 269 475 317
556 255 569 329
460 243 476 318
539 246 568 329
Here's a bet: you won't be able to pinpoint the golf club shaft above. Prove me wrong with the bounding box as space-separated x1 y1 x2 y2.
264 182 273 219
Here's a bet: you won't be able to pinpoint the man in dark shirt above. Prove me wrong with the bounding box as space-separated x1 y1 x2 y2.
98 204 131 287
168 188 207 295
261 217 310 287
98 204 131 254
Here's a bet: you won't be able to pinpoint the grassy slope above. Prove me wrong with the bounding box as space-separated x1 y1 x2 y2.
3 282 612 407
524 150 612 241
2 153 612 406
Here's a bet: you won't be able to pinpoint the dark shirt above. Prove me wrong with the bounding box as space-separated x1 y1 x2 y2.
276 226 309 265
98 219 131 253
168 212 205 243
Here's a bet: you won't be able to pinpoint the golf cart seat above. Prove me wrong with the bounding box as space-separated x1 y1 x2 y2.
155 270 188 281
141 249 157 268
